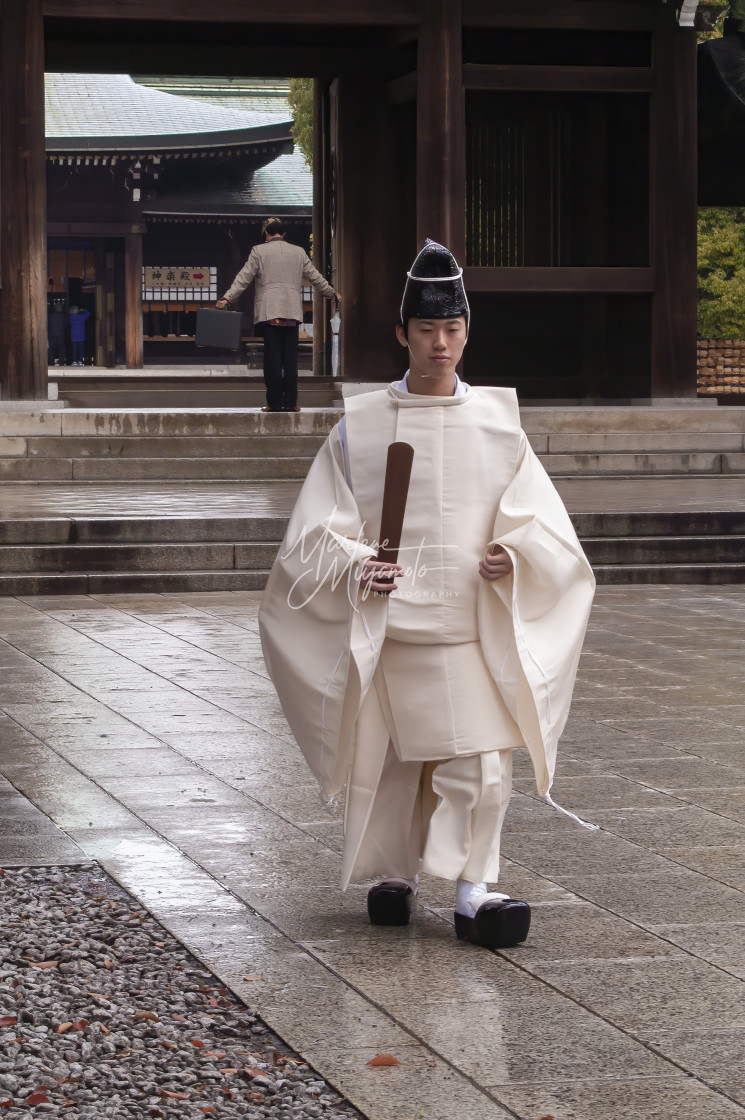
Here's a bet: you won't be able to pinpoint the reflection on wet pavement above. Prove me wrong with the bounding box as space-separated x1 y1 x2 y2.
1 586 745 1120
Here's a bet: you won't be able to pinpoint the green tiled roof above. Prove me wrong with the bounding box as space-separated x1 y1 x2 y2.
45 73 291 139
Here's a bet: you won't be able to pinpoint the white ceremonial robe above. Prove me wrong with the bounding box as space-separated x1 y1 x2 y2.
259 379 595 887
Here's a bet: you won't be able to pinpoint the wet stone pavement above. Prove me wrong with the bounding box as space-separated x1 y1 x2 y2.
0 586 744 1120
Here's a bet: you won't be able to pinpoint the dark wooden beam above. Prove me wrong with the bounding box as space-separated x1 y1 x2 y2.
649 5 698 398
385 71 417 106
416 0 465 258
48 222 147 236
41 0 420 23
462 0 656 31
124 233 144 369
43 39 370 78
0 0 47 400
463 64 654 93
463 268 656 293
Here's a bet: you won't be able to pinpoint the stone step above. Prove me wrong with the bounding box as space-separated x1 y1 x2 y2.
1 510 738 546
0 541 281 574
543 432 744 453
582 535 745 565
0 516 288 546
0 569 271 596
2 532 736 575
592 562 745 584
16 435 327 459
3 432 744 459
0 458 316 482
58 390 340 409
540 451 728 476
2 448 744 483
571 510 745 536
0 410 343 438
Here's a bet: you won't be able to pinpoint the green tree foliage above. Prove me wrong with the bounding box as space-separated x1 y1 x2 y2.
698 209 745 336
287 78 313 170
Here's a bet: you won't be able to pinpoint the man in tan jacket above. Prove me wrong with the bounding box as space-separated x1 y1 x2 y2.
217 218 340 412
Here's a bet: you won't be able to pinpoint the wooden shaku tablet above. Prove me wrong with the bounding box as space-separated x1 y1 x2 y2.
374 441 415 592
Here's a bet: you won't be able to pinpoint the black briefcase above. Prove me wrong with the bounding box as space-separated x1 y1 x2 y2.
195 307 243 351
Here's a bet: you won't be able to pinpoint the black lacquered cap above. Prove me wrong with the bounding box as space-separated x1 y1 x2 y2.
400 239 469 326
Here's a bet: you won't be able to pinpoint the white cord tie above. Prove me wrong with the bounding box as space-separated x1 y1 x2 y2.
545 791 600 831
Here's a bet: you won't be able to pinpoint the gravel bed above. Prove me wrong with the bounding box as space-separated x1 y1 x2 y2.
0 865 363 1120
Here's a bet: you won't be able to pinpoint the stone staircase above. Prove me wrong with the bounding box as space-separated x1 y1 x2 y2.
0 403 743 591
49 370 340 411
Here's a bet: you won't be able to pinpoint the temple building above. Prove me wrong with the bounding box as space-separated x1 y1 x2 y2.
45 74 313 368
2 1 699 399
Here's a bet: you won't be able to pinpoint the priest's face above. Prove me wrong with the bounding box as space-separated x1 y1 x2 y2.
395 317 468 380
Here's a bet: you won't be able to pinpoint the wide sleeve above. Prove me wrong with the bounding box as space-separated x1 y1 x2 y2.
224 248 260 303
302 253 336 299
478 433 595 796
258 427 379 798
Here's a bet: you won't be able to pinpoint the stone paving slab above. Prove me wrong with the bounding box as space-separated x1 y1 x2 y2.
0 586 744 1119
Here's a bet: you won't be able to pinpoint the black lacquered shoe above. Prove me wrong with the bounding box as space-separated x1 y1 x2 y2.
367 880 416 926
454 898 531 949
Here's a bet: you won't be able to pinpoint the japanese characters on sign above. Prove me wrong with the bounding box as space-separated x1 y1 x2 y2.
143 266 218 301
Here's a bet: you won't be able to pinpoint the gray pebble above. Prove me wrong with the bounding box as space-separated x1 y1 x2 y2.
1 866 361 1119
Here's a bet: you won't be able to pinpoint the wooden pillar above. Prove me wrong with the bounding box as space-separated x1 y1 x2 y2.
649 5 698 398
0 0 47 400
124 233 143 369
416 0 465 259
312 79 327 377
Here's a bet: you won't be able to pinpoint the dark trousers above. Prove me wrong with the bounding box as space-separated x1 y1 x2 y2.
261 322 299 410
71 340 85 363
48 337 66 363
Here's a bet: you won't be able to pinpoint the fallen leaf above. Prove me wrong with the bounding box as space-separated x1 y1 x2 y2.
0 1102 12 1109
191 1040 205 1049
0 1017 17 1028
160 1090 189 1101
171 1014 188 1023
219 1068 238 1075
55 1023 73 1035
249 1092 263 1102
134 1011 159 1023
243 1068 265 1078
242 975 263 982
202 1110 214 1115
95 1023 111 1037
29 961 59 970
208 998 220 1007
25 1093 51 1106
104 959 116 970
204 1051 226 1060
367 1054 401 1067
86 992 109 1000
71 1020 89 1032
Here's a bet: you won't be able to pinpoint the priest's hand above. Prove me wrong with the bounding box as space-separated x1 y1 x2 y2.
216 299 229 309
479 545 514 581
360 559 405 595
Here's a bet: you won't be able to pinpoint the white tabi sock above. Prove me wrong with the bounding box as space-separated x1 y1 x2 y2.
455 878 510 918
